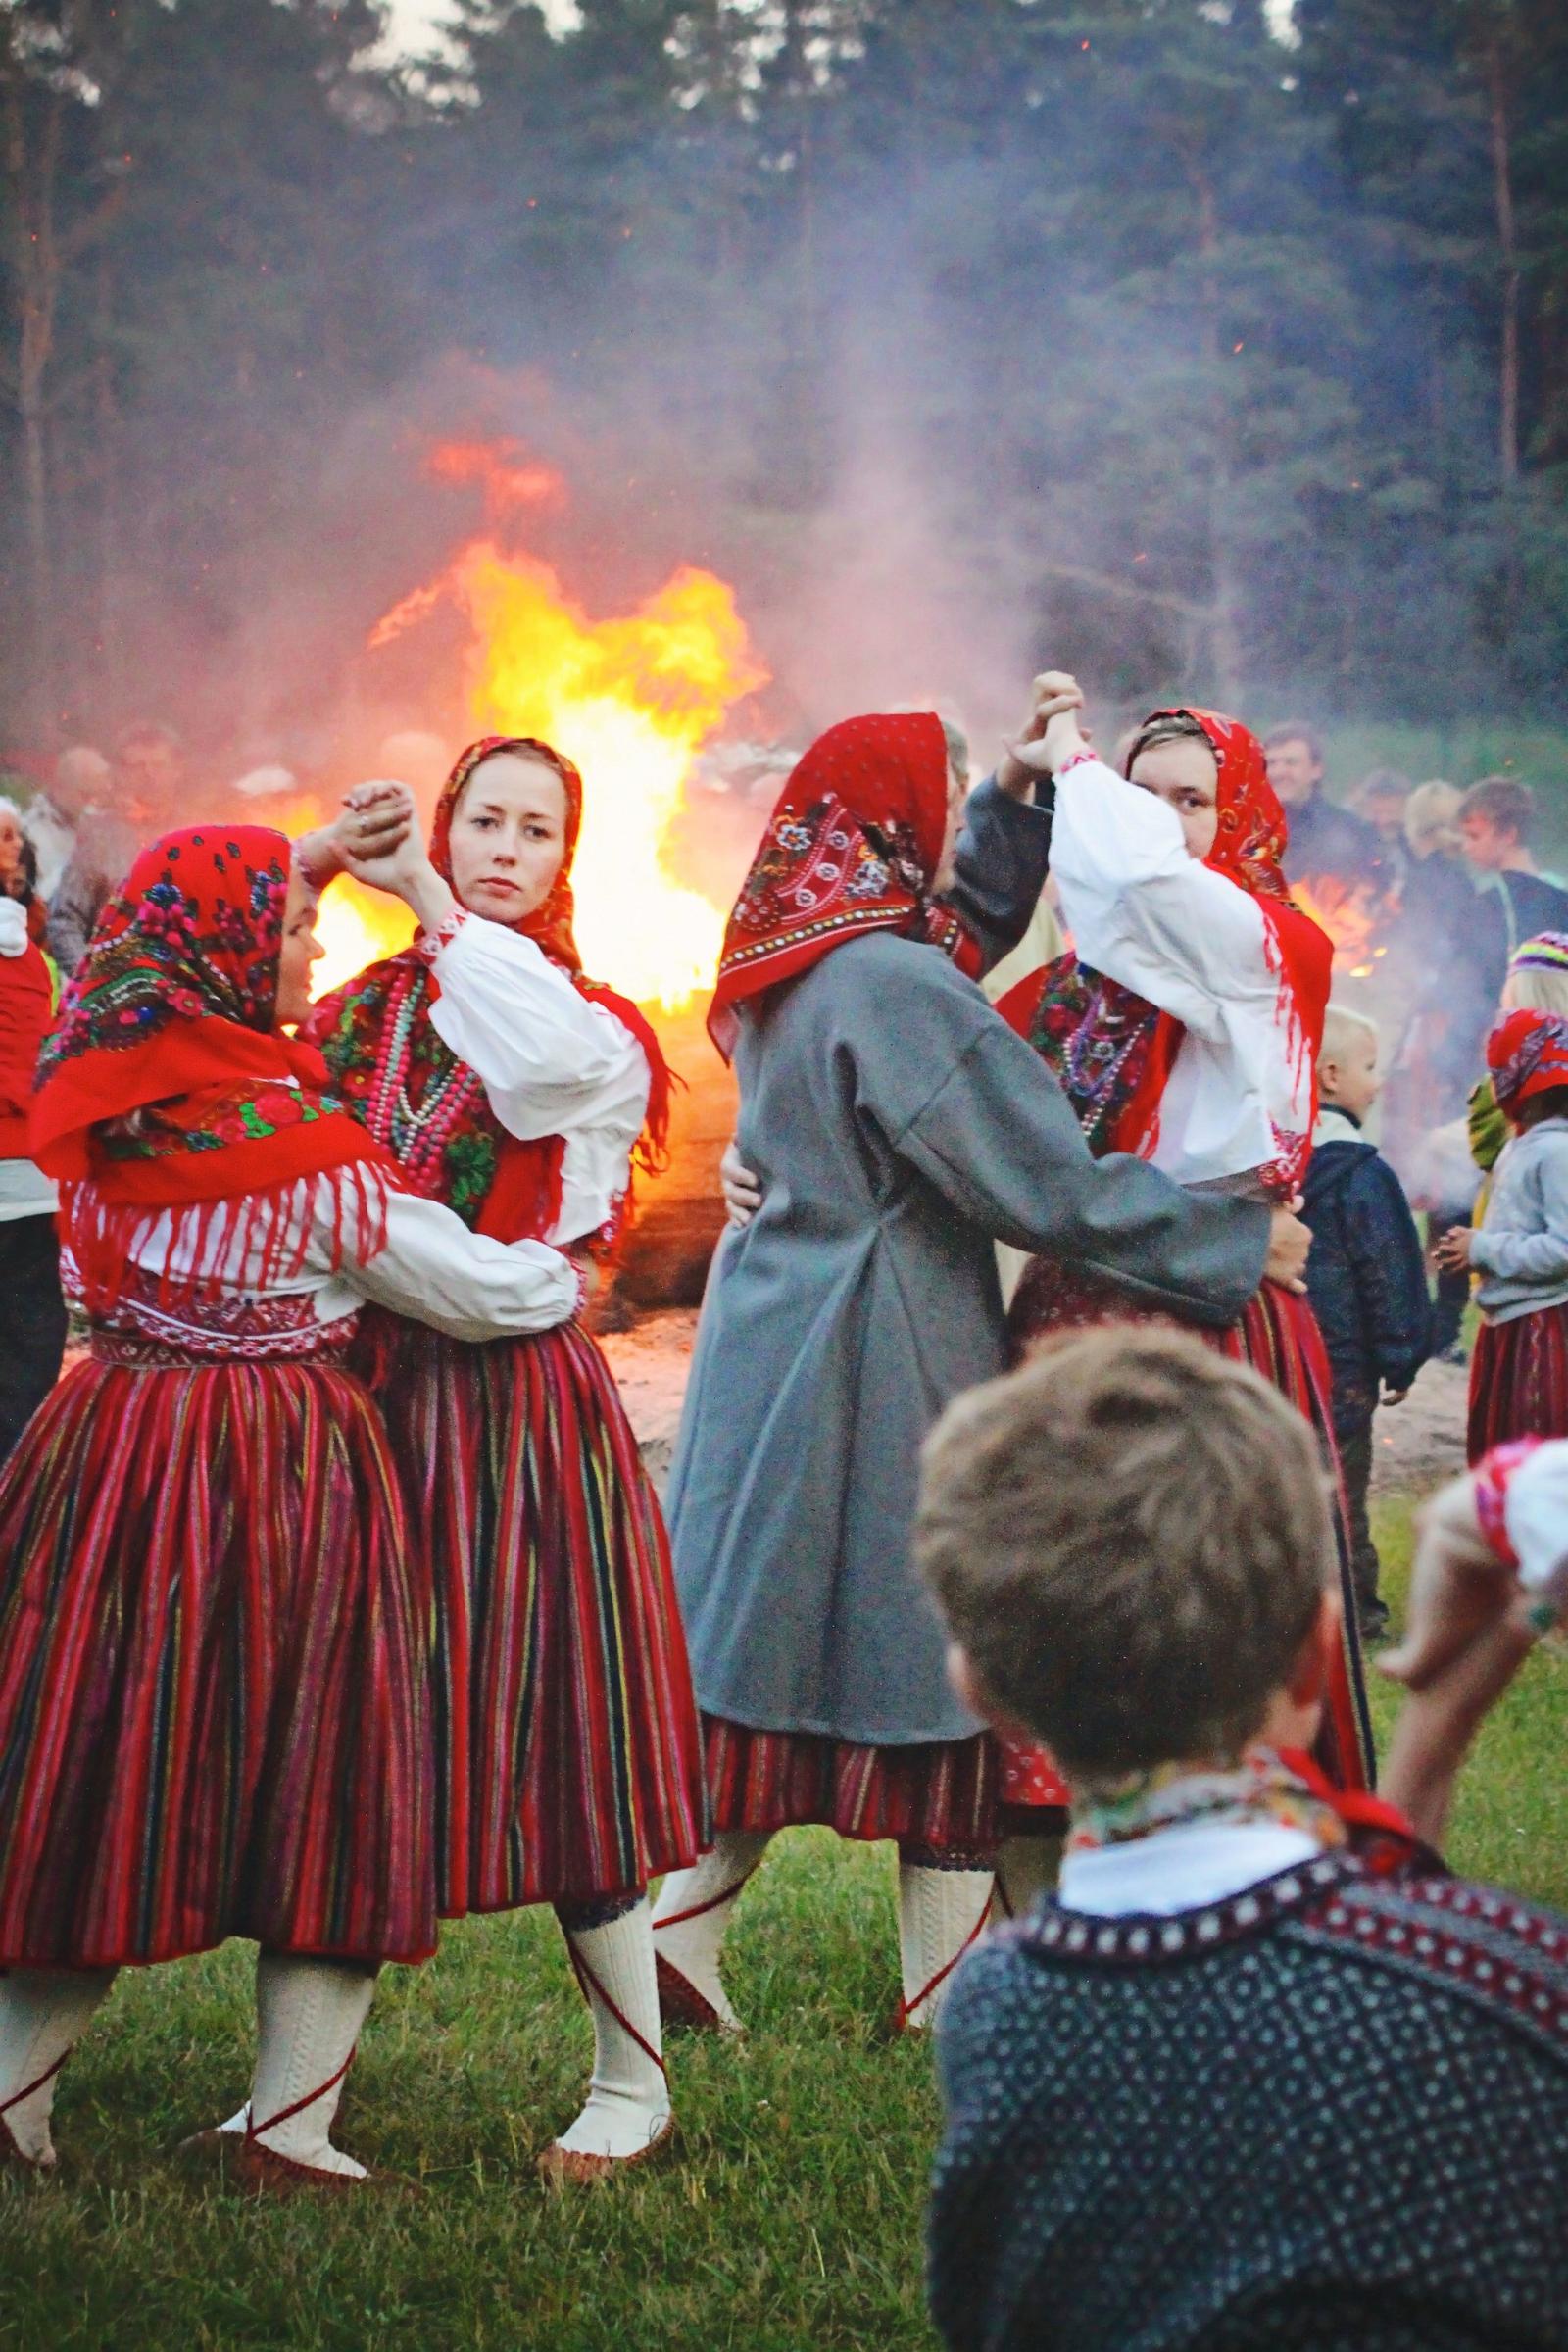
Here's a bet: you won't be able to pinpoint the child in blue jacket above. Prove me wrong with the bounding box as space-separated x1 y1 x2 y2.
1302 1005 1432 1642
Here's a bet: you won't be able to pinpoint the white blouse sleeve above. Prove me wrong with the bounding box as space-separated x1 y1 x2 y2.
422 911 652 1146
310 1174 580 1343
1051 758 1278 1043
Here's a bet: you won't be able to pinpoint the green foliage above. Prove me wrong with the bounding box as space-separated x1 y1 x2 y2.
7 0 1568 744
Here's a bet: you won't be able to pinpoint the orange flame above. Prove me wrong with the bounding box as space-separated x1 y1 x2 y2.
1292 873 1384 980
367 524 767 1009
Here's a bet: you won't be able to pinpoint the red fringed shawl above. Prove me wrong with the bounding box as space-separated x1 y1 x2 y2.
30 824 399 1307
707 711 983 1062
307 736 671 1251
1003 708 1331 1196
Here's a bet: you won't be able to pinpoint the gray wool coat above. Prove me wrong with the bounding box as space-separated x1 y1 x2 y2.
666 785 1272 1748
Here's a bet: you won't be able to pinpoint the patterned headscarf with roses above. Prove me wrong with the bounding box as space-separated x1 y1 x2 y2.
30 825 397 1303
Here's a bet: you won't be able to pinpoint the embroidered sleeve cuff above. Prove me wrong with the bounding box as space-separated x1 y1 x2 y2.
415 906 467 967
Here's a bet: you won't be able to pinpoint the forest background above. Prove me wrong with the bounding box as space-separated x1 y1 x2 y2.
5 0 1568 782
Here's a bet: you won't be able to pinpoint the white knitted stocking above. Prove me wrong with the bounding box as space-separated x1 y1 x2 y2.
553 1900 672 2165
897 1864 995 2031
0 1967 117 2166
246 1955 376 2180
650 1831 771 2032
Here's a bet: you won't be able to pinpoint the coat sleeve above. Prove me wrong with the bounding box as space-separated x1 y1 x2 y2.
1471 1144 1568 1286
1343 1159 1433 1390
846 948 1269 1327
942 778 1055 977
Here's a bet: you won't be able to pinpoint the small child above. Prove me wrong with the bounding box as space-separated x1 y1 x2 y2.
916 1328 1568 2352
1438 1005 1568 1463
1301 1004 1431 1642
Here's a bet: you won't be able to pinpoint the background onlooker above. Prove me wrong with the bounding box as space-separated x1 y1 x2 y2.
1302 1005 1432 1642
1353 765 1414 883
46 724 184 975
1457 775 1568 1008
0 899 65 1463
1264 720 1385 897
1438 1004 1568 1463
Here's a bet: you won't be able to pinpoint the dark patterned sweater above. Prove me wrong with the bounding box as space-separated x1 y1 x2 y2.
930 1851 1568 2351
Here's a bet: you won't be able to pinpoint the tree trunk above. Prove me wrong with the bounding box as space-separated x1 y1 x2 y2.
2 69 64 729
1484 29 1520 485
1187 157 1244 707
94 245 121 706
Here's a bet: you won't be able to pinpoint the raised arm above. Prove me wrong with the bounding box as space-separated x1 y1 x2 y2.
941 779 1054 977
1050 758 1277 1040
313 1173 581 1342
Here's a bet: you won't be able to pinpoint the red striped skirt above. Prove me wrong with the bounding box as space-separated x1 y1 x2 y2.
1002 1267 1375 1801
703 1714 1000 1858
359 1312 706 1915
0 1353 433 1969
1468 1305 1568 1464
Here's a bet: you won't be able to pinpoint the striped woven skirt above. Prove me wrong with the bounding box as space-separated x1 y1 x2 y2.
0 1348 434 1969
702 1715 999 1861
1003 1265 1376 1801
358 1311 707 1915
1468 1304 1568 1464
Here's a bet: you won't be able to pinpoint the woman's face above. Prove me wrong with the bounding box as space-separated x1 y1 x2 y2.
275 858 324 1026
446 753 569 924
1128 736 1220 859
0 808 23 883
931 762 968 895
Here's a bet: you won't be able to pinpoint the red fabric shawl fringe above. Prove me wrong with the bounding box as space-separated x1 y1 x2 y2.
29 822 400 1311
1001 707 1331 1193
707 711 982 1063
310 736 672 1254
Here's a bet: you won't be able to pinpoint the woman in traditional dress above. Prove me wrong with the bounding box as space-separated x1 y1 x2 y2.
0 821 582 2188
296 737 706 2180
652 710 1305 2036
998 680 1373 1813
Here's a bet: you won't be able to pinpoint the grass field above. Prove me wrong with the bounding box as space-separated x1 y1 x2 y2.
4 1490 1567 2352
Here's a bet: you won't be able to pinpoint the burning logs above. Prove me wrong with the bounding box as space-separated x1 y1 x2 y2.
615 1008 736 1307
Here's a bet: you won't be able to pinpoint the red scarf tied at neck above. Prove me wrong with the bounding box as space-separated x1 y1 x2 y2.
1013 707 1332 1196
30 823 397 1306
708 710 981 1062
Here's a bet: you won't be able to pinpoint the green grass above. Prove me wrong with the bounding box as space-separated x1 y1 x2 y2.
4 1488 1566 2352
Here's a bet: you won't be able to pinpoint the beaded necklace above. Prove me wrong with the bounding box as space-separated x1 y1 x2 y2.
363 963 486 1198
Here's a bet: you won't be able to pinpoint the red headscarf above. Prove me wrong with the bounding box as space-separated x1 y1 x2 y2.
1488 1006 1568 1117
308 737 669 1250
708 711 981 1061
1012 708 1332 1193
30 824 397 1305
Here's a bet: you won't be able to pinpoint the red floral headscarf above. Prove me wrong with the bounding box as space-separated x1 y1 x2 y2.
430 733 584 970
31 824 397 1305
308 738 669 1252
708 711 981 1062
1010 708 1332 1195
1488 1006 1568 1117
